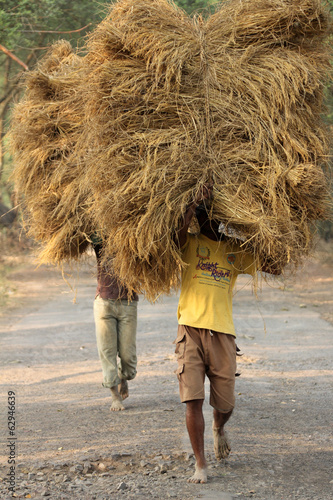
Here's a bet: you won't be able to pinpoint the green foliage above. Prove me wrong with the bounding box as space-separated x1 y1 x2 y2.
0 0 107 53
174 0 218 14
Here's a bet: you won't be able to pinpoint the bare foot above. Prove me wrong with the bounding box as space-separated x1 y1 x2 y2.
110 399 125 411
118 379 129 400
110 386 125 411
213 425 231 460
187 464 208 484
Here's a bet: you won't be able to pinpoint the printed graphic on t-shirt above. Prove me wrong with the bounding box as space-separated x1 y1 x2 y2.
193 244 233 289
196 244 210 260
227 253 236 265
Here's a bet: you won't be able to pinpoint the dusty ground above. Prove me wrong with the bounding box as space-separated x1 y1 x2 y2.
0 242 332 500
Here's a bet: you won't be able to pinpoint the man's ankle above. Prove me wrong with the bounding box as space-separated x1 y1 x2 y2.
110 385 121 399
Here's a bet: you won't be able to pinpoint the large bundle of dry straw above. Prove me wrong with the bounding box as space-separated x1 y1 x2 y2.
10 0 333 300
10 41 94 263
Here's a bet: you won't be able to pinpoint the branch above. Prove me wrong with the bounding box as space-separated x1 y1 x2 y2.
21 23 92 34
0 44 29 71
0 85 18 105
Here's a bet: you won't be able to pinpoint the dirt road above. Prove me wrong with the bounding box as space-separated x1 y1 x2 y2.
0 245 332 499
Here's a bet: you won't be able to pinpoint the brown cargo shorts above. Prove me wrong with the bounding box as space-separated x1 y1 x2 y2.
174 324 237 412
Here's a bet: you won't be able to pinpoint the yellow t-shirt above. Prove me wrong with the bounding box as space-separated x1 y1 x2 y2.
177 233 256 336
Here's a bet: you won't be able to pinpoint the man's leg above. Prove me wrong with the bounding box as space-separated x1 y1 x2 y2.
186 399 208 484
174 326 207 482
93 297 124 411
213 408 233 460
208 332 236 460
117 301 138 400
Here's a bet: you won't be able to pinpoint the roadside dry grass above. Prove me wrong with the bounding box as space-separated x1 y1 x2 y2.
0 229 34 314
292 238 333 325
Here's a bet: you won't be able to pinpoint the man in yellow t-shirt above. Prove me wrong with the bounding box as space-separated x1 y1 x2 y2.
174 193 259 485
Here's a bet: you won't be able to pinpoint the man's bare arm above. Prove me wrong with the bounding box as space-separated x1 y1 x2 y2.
174 185 213 248
175 201 198 248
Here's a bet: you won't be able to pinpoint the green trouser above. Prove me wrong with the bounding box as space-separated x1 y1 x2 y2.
93 296 137 388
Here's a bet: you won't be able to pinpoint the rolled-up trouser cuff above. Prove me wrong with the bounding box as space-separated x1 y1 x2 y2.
118 368 137 381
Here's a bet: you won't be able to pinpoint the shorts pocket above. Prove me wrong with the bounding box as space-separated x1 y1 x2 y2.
174 332 186 359
175 363 184 381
